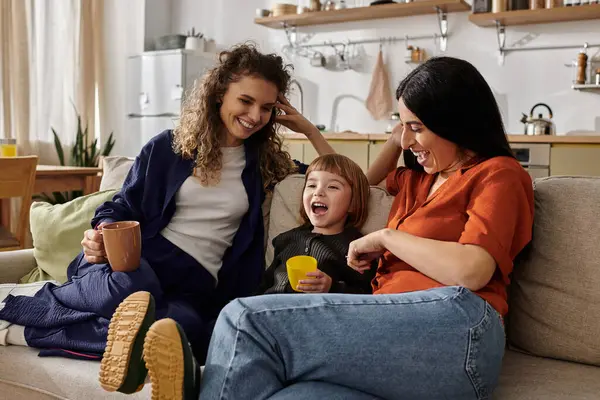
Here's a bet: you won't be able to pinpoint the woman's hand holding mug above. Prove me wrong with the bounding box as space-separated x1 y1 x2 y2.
81 222 109 264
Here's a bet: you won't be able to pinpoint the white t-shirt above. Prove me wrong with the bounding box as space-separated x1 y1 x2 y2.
161 145 248 281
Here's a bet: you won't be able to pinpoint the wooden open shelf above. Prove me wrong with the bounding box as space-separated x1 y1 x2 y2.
572 84 600 92
255 0 470 29
469 4 600 27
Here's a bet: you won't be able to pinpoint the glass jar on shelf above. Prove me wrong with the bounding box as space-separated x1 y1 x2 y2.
386 113 400 134
529 0 544 9
310 0 322 11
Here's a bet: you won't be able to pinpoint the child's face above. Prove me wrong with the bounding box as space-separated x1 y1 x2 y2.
303 170 352 235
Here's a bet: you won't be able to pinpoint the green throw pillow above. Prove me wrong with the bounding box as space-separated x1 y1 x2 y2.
20 189 118 284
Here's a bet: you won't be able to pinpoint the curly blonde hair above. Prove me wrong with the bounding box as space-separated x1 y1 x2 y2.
172 43 297 189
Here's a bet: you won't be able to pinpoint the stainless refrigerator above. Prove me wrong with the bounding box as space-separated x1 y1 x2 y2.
125 49 216 157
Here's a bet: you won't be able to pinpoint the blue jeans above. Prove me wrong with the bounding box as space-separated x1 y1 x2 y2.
200 286 505 400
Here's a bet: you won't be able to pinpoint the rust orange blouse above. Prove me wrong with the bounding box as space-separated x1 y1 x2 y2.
373 156 534 315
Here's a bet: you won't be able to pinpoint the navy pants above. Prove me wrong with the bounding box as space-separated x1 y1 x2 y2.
0 234 219 362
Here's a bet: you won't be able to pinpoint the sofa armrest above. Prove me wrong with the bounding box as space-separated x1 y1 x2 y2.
0 249 36 283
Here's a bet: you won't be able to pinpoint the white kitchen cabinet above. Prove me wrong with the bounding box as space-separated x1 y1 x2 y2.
550 144 600 177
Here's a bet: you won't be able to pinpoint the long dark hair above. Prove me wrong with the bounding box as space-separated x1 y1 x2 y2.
396 57 514 171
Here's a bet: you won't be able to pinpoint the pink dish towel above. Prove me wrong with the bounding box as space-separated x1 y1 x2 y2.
365 49 393 120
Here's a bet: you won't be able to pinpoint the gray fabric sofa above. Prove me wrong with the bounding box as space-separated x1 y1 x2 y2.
0 157 598 399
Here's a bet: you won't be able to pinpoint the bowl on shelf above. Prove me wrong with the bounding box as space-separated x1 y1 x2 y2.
154 34 186 50
272 3 297 17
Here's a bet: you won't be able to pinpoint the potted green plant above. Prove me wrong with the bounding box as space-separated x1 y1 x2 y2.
184 27 205 51
35 108 115 204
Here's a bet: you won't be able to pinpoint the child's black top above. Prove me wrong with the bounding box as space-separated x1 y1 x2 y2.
260 225 376 294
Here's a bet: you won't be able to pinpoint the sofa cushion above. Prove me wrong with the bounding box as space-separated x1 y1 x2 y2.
493 349 600 399
99 156 134 191
265 174 394 267
21 190 118 284
0 345 149 399
507 176 600 367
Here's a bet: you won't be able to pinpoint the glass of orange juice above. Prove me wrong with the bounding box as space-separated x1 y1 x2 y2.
0 138 17 157
286 255 318 292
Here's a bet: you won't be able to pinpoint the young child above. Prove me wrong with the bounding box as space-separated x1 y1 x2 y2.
261 153 375 294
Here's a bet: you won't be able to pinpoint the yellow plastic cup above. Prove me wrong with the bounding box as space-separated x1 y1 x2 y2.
286 255 318 292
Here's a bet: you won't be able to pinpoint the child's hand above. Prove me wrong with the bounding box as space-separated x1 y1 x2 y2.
297 270 332 293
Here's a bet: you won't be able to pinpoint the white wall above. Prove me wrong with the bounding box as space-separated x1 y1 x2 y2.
104 0 182 156
103 0 146 156
169 0 600 136
144 0 174 50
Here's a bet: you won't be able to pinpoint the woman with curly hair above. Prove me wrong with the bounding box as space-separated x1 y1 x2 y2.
0 43 334 389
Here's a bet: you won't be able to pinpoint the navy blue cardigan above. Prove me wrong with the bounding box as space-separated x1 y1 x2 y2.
92 130 279 303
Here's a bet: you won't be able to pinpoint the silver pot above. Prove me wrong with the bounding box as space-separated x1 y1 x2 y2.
521 103 556 136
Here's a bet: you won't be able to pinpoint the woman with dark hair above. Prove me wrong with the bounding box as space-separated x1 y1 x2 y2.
110 57 534 399
394 57 514 171
0 43 334 394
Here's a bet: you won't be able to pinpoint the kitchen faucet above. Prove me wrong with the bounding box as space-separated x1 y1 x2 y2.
330 94 363 133
289 79 304 115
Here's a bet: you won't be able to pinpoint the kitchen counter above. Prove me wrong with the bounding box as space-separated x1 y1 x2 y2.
282 131 600 177
282 132 600 144
506 135 600 144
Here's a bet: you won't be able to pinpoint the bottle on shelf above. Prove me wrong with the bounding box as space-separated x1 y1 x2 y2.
576 46 588 85
410 47 425 63
492 0 508 12
310 0 322 11
405 45 414 63
511 0 529 9
529 0 544 9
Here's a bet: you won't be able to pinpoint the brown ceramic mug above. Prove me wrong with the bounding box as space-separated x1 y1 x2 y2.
101 221 141 272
